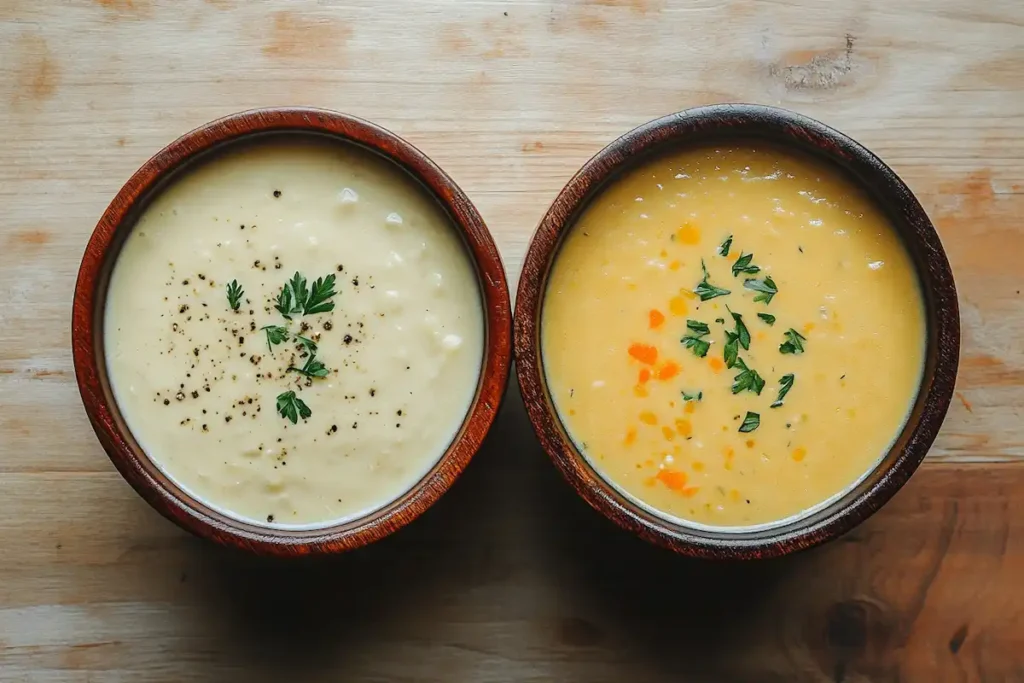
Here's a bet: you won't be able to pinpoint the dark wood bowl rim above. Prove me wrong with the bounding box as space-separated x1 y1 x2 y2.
514 103 960 560
72 107 512 556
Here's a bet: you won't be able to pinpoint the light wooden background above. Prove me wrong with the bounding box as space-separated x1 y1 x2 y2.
1 0 1023 680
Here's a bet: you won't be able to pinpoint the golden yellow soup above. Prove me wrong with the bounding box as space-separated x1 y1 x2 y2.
542 144 925 528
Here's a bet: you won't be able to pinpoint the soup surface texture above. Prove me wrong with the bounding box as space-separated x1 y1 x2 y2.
542 145 925 528
105 137 483 527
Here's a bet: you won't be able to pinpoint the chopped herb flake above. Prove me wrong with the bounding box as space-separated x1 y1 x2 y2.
771 374 795 408
739 411 760 433
694 259 731 301
757 313 776 326
718 235 733 257
744 276 778 304
731 252 761 277
226 280 244 311
779 328 807 355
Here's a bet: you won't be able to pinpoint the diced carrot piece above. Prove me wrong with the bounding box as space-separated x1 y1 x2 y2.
656 469 688 491
649 309 666 329
624 427 637 445
680 486 700 497
676 222 701 245
657 361 680 380
628 343 658 365
662 426 675 441
639 411 658 425
792 447 807 462
708 357 725 373
675 418 692 437
668 260 681 271
684 401 696 414
638 368 651 384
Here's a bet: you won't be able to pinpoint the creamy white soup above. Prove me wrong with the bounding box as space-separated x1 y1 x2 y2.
105 137 484 527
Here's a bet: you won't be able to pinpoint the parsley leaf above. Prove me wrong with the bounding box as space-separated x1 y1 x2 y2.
731 252 760 277
686 320 710 336
682 390 703 402
728 308 750 350
288 353 330 378
226 280 244 311
757 313 776 326
739 411 760 433
260 325 288 352
744 276 778 304
724 332 739 369
276 390 311 424
681 319 711 358
731 358 765 395
295 335 318 354
771 374 795 408
694 259 731 301
303 274 337 315
682 337 711 358
779 328 807 355
718 235 733 257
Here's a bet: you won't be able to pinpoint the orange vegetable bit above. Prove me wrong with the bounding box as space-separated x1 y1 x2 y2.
624 426 638 446
668 295 688 316
680 486 700 498
639 411 658 425
668 260 681 271
633 385 649 398
674 418 692 437
675 222 701 245
684 401 696 414
628 342 658 365
657 361 680 381
656 469 688 491
661 425 675 441
649 309 666 329
638 368 652 384
792 447 807 462
707 356 725 373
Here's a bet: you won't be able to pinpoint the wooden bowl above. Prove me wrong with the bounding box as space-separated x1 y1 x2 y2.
73 108 512 556
514 104 959 560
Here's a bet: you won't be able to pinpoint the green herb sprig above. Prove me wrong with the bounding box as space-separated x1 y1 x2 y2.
694 260 731 301
226 280 244 311
757 313 776 326
276 272 338 319
260 325 288 352
682 390 703 402
731 252 760 277
681 319 711 358
779 328 807 355
276 390 311 424
717 235 733 257
771 374 795 408
739 411 760 433
744 276 778 304
731 358 765 395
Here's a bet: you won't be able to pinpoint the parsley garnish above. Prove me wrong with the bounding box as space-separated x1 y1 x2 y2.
739 411 760 433
779 328 807 355
731 252 760 277
681 319 711 358
226 280 244 311
718 235 733 257
682 390 703 402
757 313 776 326
686 320 710 335
731 358 765 395
276 391 311 424
260 325 288 352
694 260 731 301
304 274 338 315
715 317 725 324
295 335 318 354
288 352 330 378
771 374 795 408
723 308 750 369
276 272 337 319
729 308 750 350
744 276 778 304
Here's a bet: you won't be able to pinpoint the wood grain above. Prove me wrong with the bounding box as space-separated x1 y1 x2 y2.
1 0 1022 679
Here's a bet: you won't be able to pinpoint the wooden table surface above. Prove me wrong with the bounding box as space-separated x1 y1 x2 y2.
2 0 1023 680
